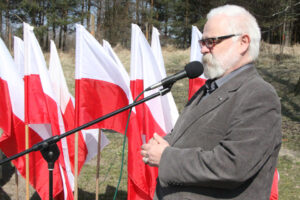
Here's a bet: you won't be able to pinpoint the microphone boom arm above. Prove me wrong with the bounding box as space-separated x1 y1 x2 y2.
0 87 172 166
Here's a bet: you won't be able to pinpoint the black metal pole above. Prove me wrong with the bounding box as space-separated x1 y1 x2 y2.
40 143 60 200
49 169 53 200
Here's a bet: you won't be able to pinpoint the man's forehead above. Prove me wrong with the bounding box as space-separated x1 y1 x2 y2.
203 15 230 37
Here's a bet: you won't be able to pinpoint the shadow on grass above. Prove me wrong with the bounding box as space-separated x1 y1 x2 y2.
27 185 128 200
0 152 15 200
78 185 127 200
258 68 300 122
274 53 295 62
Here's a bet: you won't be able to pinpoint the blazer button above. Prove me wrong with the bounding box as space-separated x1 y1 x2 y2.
218 96 223 101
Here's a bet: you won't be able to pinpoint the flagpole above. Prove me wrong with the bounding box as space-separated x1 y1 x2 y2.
95 129 102 200
25 124 30 200
15 168 19 200
74 132 79 200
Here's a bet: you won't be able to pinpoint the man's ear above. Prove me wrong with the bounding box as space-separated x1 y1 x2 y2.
240 34 250 55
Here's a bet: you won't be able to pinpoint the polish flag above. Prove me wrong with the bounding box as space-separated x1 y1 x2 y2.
49 40 109 171
75 24 135 133
23 23 74 199
188 25 206 99
0 37 59 200
129 24 177 199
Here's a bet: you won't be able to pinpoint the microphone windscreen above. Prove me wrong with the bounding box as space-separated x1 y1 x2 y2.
185 61 204 79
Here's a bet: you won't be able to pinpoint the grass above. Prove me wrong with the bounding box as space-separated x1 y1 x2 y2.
1 42 300 199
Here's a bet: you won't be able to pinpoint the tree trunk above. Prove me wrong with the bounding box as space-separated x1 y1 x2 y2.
62 24 67 51
96 0 102 41
87 0 91 31
295 76 300 96
184 0 189 48
45 26 49 51
59 25 63 49
52 23 56 41
62 9 68 51
5 1 11 50
136 0 139 25
164 2 169 37
81 0 85 25
0 9 2 38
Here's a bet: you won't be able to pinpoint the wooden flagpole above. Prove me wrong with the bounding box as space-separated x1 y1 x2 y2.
74 132 79 200
88 14 103 200
95 129 102 200
15 168 19 200
25 124 30 200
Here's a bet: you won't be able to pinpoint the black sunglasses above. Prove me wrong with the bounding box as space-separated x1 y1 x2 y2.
199 34 241 49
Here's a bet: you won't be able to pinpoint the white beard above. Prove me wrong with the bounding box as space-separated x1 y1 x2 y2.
202 46 240 79
202 54 225 79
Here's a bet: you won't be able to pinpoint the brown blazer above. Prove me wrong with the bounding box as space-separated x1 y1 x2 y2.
154 65 282 200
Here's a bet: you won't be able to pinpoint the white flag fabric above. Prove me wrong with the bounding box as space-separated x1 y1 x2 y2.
151 26 179 132
23 23 74 200
103 40 128 74
13 36 24 78
188 25 206 99
190 25 203 62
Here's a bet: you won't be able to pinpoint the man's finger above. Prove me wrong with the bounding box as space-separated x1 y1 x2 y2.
142 157 149 164
140 150 148 157
141 143 149 150
153 133 165 144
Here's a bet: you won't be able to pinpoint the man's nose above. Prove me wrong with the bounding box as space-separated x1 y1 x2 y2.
201 44 210 54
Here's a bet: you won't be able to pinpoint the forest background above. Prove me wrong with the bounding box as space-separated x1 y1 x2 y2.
0 0 299 199
1 0 300 50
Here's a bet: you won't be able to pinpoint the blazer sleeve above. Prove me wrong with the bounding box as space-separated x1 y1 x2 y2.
158 84 282 189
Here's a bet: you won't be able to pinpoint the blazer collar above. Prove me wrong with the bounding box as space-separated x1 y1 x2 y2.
170 64 258 145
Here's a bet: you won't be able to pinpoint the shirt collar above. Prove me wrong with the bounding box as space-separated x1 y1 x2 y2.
215 63 254 88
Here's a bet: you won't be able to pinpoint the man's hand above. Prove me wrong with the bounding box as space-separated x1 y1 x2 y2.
141 133 170 167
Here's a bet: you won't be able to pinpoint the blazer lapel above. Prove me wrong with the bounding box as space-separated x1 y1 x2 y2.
170 89 229 144
170 64 258 145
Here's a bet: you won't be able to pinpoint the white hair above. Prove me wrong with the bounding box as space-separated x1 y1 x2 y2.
207 5 261 60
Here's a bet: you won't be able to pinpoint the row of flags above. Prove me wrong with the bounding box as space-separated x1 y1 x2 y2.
0 23 205 199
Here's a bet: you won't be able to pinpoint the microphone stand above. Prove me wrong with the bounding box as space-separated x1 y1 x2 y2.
0 87 171 200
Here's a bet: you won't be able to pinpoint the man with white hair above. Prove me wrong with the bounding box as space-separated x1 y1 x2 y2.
141 4 282 200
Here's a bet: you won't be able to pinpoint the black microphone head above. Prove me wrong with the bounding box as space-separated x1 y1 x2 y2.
184 61 204 79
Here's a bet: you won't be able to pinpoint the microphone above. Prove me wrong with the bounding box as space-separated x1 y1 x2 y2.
145 61 204 91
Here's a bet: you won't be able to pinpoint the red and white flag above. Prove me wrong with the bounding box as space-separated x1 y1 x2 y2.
0 37 58 200
129 24 178 199
49 40 109 171
23 23 74 199
75 24 134 133
188 25 206 99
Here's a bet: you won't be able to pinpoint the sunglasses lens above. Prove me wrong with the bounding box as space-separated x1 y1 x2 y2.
205 39 214 48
